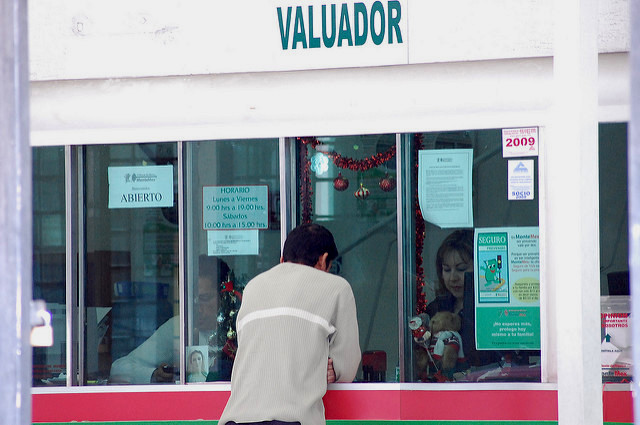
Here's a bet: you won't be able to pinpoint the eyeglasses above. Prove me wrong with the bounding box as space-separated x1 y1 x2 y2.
195 293 217 304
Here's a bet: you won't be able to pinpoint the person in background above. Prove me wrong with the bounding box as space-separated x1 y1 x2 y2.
422 229 539 381
219 223 361 425
421 229 499 378
426 229 474 318
109 257 231 384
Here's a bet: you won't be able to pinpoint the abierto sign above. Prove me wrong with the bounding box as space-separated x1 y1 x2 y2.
108 165 174 209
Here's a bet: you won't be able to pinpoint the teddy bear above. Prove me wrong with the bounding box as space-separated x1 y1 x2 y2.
428 311 465 375
409 311 465 381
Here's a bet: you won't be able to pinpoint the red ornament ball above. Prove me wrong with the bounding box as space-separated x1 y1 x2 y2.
333 173 349 191
354 183 370 200
379 173 396 192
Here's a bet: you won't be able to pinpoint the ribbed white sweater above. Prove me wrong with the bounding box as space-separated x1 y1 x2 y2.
219 262 361 425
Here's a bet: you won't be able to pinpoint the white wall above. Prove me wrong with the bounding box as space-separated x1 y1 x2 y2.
28 0 629 81
30 54 628 147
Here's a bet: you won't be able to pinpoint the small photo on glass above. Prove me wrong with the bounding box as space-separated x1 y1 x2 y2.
187 345 209 383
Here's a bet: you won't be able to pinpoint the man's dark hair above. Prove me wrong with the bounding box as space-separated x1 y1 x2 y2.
282 223 339 267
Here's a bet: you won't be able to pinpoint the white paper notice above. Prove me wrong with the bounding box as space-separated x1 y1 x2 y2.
508 160 534 200
418 149 473 228
207 230 259 256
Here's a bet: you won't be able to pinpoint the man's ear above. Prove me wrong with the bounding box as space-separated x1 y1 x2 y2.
314 252 330 272
280 256 284 264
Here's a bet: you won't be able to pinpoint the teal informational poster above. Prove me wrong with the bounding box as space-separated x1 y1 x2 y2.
474 227 540 350
202 185 269 230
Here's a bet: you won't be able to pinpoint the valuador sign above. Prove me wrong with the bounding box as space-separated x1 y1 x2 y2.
276 1 403 50
262 0 408 71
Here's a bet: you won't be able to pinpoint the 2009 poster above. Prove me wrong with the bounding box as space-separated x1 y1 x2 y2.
474 227 540 350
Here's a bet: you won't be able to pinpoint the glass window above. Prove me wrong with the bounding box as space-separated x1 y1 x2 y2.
406 130 541 383
598 123 631 383
297 135 399 382
31 131 550 386
87 143 179 385
32 146 66 386
185 139 281 382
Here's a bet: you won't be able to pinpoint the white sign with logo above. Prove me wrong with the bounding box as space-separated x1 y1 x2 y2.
108 165 174 209
507 160 534 200
502 127 539 158
202 185 269 230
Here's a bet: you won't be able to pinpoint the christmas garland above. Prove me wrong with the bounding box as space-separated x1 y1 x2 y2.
298 136 396 223
298 137 396 171
297 136 428 314
300 140 313 224
413 133 426 314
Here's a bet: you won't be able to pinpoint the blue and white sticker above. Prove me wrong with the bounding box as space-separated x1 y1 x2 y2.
507 160 534 201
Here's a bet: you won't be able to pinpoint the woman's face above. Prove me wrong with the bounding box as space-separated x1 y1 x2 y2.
441 250 472 300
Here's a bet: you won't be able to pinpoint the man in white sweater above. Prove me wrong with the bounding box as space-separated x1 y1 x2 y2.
219 223 361 425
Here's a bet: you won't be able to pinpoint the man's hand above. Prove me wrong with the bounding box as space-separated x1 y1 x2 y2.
327 358 336 384
151 363 176 383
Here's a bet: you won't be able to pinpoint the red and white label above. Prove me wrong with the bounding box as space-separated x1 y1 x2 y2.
502 127 539 158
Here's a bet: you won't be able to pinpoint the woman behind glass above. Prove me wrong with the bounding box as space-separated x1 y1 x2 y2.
423 230 499 377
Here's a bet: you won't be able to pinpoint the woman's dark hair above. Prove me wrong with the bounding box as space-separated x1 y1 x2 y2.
282 223 339 267
435 229 473 294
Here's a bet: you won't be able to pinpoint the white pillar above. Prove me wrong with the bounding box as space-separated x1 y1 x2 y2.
549 0 602 424
0 0 33 424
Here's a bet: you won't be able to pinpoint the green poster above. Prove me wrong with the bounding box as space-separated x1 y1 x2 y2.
474 227 540 350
